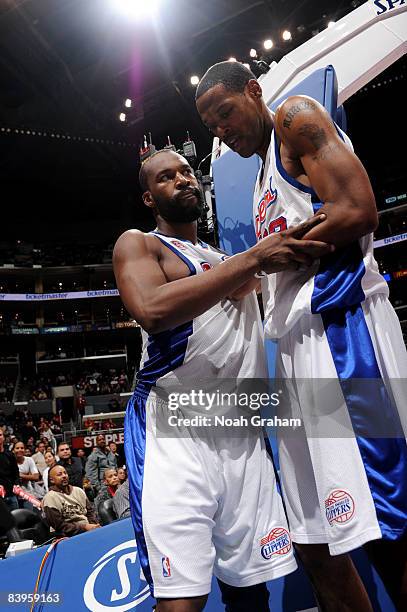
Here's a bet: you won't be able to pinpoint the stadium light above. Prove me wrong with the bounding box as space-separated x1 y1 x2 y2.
190 75 199 86
125 98 132 108
249 48 257 58
228 57 237 62
112 0 162 19
263 39 273 50
282 30 292 41
119 113 126 122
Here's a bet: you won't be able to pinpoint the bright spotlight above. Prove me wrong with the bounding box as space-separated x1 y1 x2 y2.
190 75 199 86
119 113 126 122
125 98 132 108
327 21 335 28
249 48 257 58
113 0 161 19
263 39 273 50
282 30 292 41
228 57 237 62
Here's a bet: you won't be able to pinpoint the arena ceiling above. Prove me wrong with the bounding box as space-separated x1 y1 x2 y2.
0 0 399 243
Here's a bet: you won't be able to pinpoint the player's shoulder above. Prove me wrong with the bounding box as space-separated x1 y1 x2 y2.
275 95 327 133
113 229 158 260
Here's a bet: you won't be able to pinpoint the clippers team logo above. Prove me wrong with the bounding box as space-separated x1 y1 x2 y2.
162 556 171 578
325 489 355 525
255 176 279 239
200 261 212 272
260 527 291 559
83 539 151 610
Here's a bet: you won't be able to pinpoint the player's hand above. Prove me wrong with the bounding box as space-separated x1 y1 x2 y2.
251 214 334 273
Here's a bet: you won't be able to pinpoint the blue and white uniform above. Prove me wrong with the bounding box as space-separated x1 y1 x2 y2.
253 125 407 555
125 231 297 598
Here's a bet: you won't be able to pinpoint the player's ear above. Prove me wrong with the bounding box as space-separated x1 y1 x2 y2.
246 79 262 100
142 191 154 209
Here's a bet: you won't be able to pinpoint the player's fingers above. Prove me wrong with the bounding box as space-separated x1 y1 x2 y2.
287 214 327 238
294 240 334 257
291 252 314 267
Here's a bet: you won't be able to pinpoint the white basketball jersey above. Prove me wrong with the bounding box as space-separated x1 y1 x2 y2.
253 127 388 339
136 231 268 390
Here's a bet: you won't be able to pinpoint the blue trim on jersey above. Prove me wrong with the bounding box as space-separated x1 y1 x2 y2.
322 305 407 539
152 234 197 276
124 393 154 595
136 321 194 390
274 134 315 196
311 193 324 214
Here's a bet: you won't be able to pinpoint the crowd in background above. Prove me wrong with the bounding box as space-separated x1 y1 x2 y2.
0 241 113 268
0 408 129 542
27 368 130 400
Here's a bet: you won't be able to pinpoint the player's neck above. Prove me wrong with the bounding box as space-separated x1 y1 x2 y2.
257 110 274 163
156 220 198 244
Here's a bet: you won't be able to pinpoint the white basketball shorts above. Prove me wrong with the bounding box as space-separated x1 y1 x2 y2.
275 293 407 555
125 389 297 598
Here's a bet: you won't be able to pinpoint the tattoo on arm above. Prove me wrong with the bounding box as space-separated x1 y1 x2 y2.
298 123 328 150
312 143 340 161
282 100 316 129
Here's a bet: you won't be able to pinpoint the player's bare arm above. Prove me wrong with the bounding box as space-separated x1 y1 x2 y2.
113 217 332 334
274 95 378 246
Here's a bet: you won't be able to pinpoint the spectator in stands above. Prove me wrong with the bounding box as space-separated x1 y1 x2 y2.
83 476 97 503
94 468 120 521
38 421 56 450
0 429 19 510
108 441 120 466
32 440 47 476
43 450 58 492
85 435 117 491
13 441 40 508
57 442 84 488
117 466 127 485
113 478 130 519
76 448 87 470
26 436 35 455
20 419 38 445
50 415 62 435
42 465 100 537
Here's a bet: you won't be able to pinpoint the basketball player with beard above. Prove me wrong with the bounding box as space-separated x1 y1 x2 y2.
113 149 332 611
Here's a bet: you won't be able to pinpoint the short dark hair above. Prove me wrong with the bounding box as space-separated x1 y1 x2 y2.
139 149 169 192
57 441 70 451
196 61 256 101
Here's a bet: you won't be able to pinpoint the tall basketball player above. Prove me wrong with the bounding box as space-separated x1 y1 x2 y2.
196 61 407 611
113 148 332 612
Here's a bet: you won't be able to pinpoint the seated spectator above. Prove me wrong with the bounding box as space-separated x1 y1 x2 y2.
108 441 120 466
117 466 127 485
20 419 38 445
38 421 56 450
85 435 117 491
42 465 100 537
13 441 40 508
43 450 58 492
57 442 84 488
32 440 47 476
0 429 19 511
113 479 130 519
82 476 97 503
94 468 120 521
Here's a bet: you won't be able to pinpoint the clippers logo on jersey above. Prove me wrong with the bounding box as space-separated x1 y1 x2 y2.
260 527 291 559
325 489 355 525
200 261 213 272
171 240 188 251
255 176 278 239
162 556 171 578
